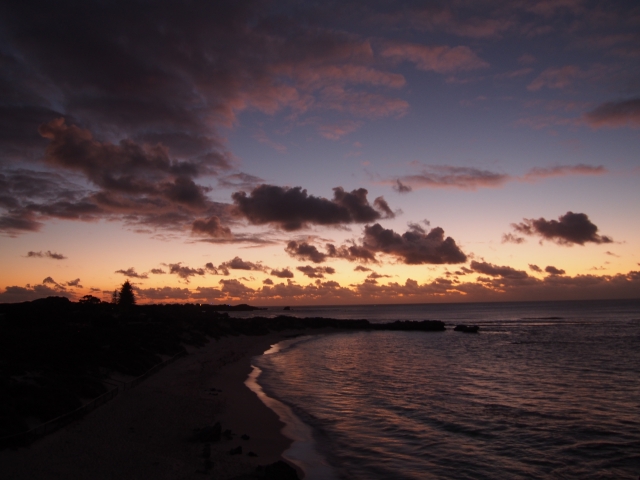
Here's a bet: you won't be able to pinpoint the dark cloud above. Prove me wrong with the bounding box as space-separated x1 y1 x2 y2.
263 278 274 285
585 98 640 128
39 119 212 211
285 241 328 263
0 0 417 236
27 250 67 260
529 264 543 272
368 272 391 279
136 286 193 302
285 223 464 266
232 185 394 231
271 268 294 278
393 180 412 193
219 279 255 298
219 256 266 272
470 261 529 280
0 284 73 302
354 265 372 272
150 268 166 274
204 263 229 276
167 263 205 282
297 265 336 279
545 265 565 275
511 211 613 245
362 223 467 264
192 216 232 238
502 233 526 244
66 278 82 287
115 268 149 279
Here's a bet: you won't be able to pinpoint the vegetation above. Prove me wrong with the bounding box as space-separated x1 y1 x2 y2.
117 280 136 308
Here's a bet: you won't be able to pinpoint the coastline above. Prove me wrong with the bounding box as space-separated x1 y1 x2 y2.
0 332 299 479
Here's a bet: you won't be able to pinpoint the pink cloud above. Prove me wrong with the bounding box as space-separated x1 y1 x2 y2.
527 66 582 91
521 164 606 181
385 163 606 192
318 121 363 140
381 43 489 73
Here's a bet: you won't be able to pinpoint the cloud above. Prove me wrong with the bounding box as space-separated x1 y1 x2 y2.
0 284 73 302
502 233 526 244
219 278 255 298
386 164 606 192
271 268 294 278
391 166 508 190
263 278 274 285
285 241 328 263
150 268 166 274
26 250 67 260
354 265 372 272
317 121 363 140
584 98 640 128
167 262 206 282
136 286 194 302
297 265 336 279
232 185 394 230
527 66 582 91
362 223 466 265
511 211 613 245
529 264 543 272
219 256 266 272
381 43 489 73
521 164 606 181
66 278 83 288
545 265 566 275
115 267 149 279
393 180 412 193
192 216 232 238
204 262 230 276
470 261 529 280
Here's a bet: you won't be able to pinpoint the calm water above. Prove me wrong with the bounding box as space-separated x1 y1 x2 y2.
244 300 640 479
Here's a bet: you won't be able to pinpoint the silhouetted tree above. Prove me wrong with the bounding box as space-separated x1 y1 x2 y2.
79 294 102 304
118 280 136 308
111 289 119 304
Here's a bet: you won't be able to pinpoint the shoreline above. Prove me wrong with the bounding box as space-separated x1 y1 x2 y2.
0 332 300 479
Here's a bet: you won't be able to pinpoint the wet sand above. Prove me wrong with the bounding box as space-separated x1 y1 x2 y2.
0 333 296 479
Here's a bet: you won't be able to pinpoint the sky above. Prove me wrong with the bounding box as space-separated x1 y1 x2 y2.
1 0 639 306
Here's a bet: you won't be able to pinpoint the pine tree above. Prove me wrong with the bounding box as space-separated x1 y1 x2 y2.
118 280 136 308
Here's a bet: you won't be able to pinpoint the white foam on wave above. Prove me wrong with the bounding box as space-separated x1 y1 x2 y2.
245 345 338 480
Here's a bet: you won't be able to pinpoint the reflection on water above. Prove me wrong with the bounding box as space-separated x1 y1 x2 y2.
253 302 640 479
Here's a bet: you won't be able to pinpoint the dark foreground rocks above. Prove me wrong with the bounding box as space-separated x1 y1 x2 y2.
454 324 480 333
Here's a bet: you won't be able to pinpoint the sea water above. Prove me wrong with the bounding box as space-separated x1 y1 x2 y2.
236 300 640 479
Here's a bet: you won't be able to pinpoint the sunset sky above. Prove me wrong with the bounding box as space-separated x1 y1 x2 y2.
1 0 639 305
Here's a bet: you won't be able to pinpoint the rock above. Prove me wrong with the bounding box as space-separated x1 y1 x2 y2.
454 324 479 333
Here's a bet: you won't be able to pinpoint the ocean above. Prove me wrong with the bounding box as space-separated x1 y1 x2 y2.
236 300 640 479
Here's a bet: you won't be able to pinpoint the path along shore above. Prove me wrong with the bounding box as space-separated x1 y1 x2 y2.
0 332 299 480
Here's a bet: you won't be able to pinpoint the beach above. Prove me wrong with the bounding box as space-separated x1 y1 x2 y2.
0 332 298 480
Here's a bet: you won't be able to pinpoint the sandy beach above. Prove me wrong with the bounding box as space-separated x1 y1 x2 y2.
0 332 298 479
